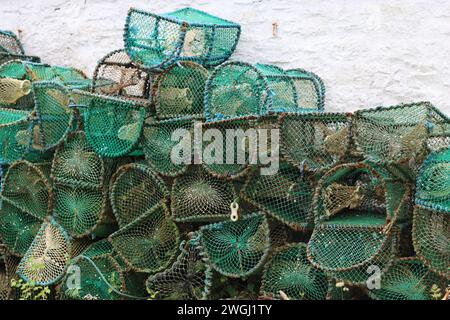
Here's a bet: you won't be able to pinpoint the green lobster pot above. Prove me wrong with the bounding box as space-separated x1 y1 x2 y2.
146 240 212 300
0 107 31 163
352 102 450 180
92 49 151 99
260 243 329 300
279 112 352 172
124 7 241 71
152 61 208 119
71 90 147 158
307 162 411 285
286 68 326 111
367 258 447 300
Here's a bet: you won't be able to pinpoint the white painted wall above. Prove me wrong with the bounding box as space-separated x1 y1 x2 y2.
1 0 449 114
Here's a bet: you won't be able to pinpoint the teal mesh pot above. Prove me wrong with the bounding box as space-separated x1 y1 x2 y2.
146 240 212 300
286 68 325 111
70 90 147 158
124 7 241 71
352 102 450 180
92 49 151 99
367 257 448 300
307 162 411 285
199 212 270 278
0 107 31 163
260 243 329 300
152 61 208 119
279 112 352 172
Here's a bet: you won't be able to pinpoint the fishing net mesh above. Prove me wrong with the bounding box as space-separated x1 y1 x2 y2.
92 49 150 99
110 163 168 228
109 203 179 273
141 117 193 176
240 162 314 231
171 165 236 222
0 107 31 163
279 112 351 171
0 31 24 55
0 78 31 105
199 212 270 277
146 241 212 300
152 61 207 119
367 258 447 300
286 68 325 111
260 243 328 300
124 7 240 70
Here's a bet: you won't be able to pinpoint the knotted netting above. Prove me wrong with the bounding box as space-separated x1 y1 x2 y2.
0 107 31 163
152 61 208 119
110 162 169 228
367 257 447 300
171 165 236 222
240 162 315 231
307 162 411 285
0 31 40 65
199 212 270 277
17 218 71 286
92 49 151 99
260 243 328 300
286 68 325 111
146 240 212 300
352 102 450 179
124 7 241 71
70 90 147 157
0 160 52 256
0 78 31 105
141 116 193 176
109 203 179 273
279 112 351 172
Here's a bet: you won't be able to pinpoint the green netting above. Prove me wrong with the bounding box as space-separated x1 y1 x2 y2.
70 90 147 157
141 117 193 176
0 107 31 163
353 102 450 179
367 258 447 300
171 165 236 222
110 163 169 228
0 78 31 105
109 203 179 273
92 49 151 99
124 7 241 70
199 212 270 277
415 148 450 212
17 218 71 286
240 162 314 231
146 240 212 300
152 61 208 119
260 243 328 300
307 162 410 285
286 68 326 111
279 112 351 172
412 206 449 278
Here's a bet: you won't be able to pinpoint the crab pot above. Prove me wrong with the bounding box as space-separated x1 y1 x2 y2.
124 7 241 71
286 68 326 111
92 49 151 99
70 90 147 158
0 30 25 55
152 61 208 119
352 102 450 180
279 112 352 172
307 162 412 285
0 107 31 163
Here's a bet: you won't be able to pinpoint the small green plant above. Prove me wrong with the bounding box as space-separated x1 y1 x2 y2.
430 284 442 300
146 287 159 300
10 278 51 300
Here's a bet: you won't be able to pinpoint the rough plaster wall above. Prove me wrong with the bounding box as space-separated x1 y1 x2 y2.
1 0 449 114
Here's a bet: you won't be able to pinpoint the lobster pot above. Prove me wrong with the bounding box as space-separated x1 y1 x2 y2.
368 258 447 300
152 61 208 119
279 112 351 172
124 7 241 70
92 49 151 99
352 102 450 179
0 161 52 256
146 240 212 300
141 117 193 176
260 243 328 300
0 108 31 163
71 90 147 158
171 165 236 222
307 163 412 285
110 163 169 228
286 68 325 111
109 203 179 273
199 212 270 278
240 162 315 231
0 245 21 300
0 30 40 65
